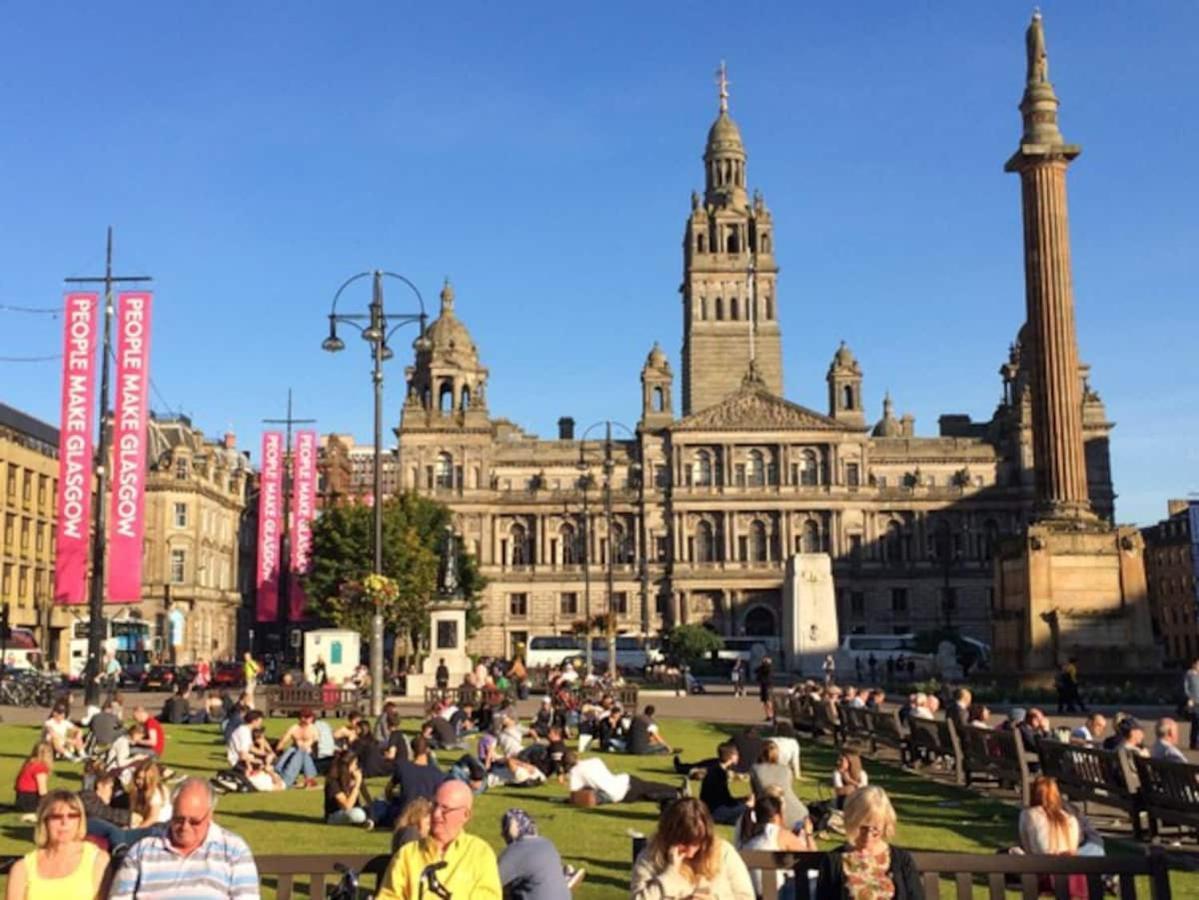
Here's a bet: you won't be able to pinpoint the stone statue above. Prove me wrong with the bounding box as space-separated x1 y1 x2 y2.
439 526 460 596
1026 12 1048 84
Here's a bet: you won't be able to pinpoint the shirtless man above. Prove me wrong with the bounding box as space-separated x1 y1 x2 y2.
275 708 320 788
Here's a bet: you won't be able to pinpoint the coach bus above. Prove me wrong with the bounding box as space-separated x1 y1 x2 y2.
67 616 152 680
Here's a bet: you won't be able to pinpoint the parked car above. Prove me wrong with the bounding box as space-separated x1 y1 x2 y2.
211 661 244 688
140 664 180 691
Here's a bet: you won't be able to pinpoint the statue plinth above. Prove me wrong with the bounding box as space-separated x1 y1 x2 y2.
992 521 1159 673
403 598 473 696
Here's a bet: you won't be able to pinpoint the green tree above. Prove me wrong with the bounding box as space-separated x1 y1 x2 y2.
662 624 724 667
301 493 483 660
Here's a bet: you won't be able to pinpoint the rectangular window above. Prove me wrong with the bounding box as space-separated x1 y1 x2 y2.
891 588 908 613
171 549 186 584
851 591 865 615
22 472 31 502
611 592 629 615
560 592 578 616
4 514 13 549
174 502 188 528
18 566 27 602
735 464 746 487
6 464 16 496
20 518 30 550
1 563 10 596
877 475 887 487
36 524 44 553
175 457 189 480
509 592 528 618
655 535 668 562
38 475 47 507
846 463 860 487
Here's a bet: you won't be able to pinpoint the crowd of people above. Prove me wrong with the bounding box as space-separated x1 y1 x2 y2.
6 652 1193 900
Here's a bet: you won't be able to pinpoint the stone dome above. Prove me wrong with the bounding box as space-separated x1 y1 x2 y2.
646 342 669 369
705 111 745 156
872 393 902 437
424 280 478 359
832 341 858 370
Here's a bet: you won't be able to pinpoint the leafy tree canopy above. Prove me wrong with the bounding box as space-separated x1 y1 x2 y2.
301 493 483 651
662 624 724 667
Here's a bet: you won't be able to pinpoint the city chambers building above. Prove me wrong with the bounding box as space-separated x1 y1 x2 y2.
392 79 1118 661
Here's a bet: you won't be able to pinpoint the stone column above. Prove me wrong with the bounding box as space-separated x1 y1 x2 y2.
1005 11 1091 521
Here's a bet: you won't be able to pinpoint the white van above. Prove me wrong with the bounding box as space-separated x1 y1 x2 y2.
525 635 584 669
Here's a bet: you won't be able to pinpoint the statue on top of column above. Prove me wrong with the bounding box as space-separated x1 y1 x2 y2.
1026 11 1049 84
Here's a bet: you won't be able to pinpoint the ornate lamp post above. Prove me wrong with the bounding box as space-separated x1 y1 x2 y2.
321 271 428 715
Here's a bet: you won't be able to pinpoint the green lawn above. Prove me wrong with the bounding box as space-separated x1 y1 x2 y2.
0 718 1193 898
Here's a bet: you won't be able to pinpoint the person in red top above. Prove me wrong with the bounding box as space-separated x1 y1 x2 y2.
130 706 165 758
14 741 55 817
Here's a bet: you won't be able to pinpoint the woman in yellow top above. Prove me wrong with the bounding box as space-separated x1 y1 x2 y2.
5 790 110 900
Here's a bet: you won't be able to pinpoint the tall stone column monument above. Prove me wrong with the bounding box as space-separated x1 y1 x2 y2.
993 13 1156 673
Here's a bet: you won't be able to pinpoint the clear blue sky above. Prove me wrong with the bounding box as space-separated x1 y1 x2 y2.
1 3 1195 526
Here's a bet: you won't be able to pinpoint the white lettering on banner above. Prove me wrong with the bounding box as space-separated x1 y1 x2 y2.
113 432 142 538
260 435 281 571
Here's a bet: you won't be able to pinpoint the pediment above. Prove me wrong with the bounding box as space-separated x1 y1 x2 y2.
675 386 852 432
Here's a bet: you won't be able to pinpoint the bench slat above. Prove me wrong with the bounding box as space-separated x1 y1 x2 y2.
276 874 293 900
922 872 940 897
987 872 1006 900
1020 873 1040 899
954 871 973 899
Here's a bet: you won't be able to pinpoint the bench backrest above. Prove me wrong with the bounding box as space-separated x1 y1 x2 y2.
908 717 964 783
1133 754 1199 822
864 708 906 747
841 704 871 740
960 726 1032 805
1039 739 1139 806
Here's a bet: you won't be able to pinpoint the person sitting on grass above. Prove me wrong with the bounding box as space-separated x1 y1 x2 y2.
627 706 672 756
564 750 683 808
385 735 446 825
129 759 173 825
817 786 924 899
597 706 628 752
129 707 166 760
333 711 365 746
631 796 753 900
274 708 320 789
751 742 807 827
832 751 869 810
161 685 192 725
350 719 398 778
87 700 124 752
739 793 817 898
81 773 164 850
391 795 432 852
375 780 501 900
41 703 85 761
5 790 110 900
13 742 55 822
498 807 586 899
246 725 286 791
324 750 374 829
699 743 747 825
423 714 465 752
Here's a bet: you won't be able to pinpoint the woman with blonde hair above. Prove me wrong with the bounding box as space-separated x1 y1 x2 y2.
13 743 55 820
391 795 432 852
128 759 171 825
817 786 923 899
631 797 753 900
4 790 109 900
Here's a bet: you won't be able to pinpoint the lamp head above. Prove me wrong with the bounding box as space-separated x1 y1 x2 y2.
362 324 384 344
380 343 394 362
322 319 345 353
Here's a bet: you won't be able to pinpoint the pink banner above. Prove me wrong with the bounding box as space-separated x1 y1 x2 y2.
289 429 317 620
54 292 100 605
108 292 153 602
257 431 283 622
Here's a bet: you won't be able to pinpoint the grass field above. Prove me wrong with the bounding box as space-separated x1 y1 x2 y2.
0 717 1192 898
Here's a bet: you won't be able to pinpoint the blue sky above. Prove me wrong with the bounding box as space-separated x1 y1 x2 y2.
1 2 1195 526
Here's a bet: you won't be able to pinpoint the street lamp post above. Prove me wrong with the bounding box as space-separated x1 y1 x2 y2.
321 271 428 716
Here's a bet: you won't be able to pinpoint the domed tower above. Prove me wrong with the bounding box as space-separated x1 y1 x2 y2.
681 63 783 415
640 342 674 429
402 279 489 428
826 341 865 427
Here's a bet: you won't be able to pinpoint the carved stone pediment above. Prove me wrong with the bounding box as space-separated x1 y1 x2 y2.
675 385 850 432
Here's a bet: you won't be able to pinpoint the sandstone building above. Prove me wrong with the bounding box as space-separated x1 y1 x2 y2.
388 55 1125 660
1142 500 1199 665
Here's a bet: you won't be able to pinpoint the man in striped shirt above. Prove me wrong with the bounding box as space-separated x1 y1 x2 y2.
108 777 260 900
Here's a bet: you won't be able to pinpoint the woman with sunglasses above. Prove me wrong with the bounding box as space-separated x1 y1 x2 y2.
817 786 924 899
5 790 110 900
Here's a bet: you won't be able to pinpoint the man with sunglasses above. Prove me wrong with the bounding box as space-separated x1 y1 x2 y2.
108 777 260 899
376 779 501 899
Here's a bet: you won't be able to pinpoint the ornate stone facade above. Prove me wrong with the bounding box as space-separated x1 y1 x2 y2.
392 56 1123 659
1142 501 1199 665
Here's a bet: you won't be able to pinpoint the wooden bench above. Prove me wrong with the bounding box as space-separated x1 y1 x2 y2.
840 704 873 749
863 708 909 763
907 717 965 785
423 685 509 714
813 699 842 743
960 726 1034 806
258 685 366 718
789 693 816 735
1039 739 1146 839
737 847 1172 900
1133 754 1199 841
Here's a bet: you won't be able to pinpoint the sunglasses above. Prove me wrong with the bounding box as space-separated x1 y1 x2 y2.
857 824 883 837
45 812 81 823
170 813 211 828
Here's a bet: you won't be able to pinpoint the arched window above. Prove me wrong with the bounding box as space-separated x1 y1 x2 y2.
747 450 766 487
438 382 454 414
652 386 665 412
560 523 580 565
611 522 631 564
727 228 740 253
765 295 774 320
434 452 453 489
699 296 708 320
748 520 768 562
802 520 821 554
694 450 713 487
730 297 739 320
744 606 777 637
761 233 772 254
800 450 819 486
510 523 531 566
842 386 854 409
696 232 706 253
715 297 724 321
695 520 714 563
460 385 471 410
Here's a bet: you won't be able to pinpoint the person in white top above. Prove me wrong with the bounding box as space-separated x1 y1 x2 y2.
1069 713 1107 745
910 693 935 721
738 794 816 896
564 751 681 806
42 703 86 760
631 797 754 900
832 751 869 809
1018 776 1080 855
227 710 260 768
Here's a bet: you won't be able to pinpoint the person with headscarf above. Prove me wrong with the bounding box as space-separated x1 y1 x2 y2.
498 808 582 899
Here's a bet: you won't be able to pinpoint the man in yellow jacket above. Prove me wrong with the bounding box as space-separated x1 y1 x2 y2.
376 779 501 899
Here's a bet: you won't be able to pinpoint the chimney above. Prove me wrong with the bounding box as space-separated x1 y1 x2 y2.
558 417 575 440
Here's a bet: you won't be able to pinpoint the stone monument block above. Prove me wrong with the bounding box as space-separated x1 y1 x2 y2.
782 553 839 675
404 599 474 695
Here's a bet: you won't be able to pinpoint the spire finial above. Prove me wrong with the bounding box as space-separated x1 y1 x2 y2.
883 391 893 416
715 60 730 114
1026 9 1049 85
440 277 455 313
